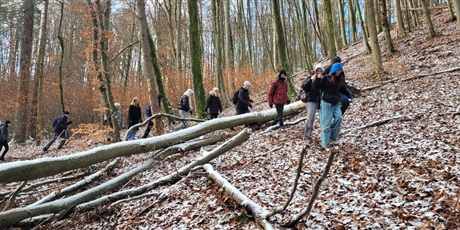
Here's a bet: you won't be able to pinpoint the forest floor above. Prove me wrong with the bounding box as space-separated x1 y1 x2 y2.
2 6 460 230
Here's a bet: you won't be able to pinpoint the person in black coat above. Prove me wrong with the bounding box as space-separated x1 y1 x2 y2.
301 64 324 140
43 111 72 152
323 56 355 115
0 120 10 161
236 81 253 115
205 87 222 119
127 97 142 140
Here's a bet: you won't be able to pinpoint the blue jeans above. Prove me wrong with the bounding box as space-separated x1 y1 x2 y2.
319 100 342 148
127 128 138 140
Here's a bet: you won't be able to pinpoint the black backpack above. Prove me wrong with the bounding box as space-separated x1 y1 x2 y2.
52 117 58 128
231 89 240 105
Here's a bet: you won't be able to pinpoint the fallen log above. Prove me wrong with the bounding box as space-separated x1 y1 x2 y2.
0 133 237 227
73 129 250 213
202 164 274 230
0 101 305 184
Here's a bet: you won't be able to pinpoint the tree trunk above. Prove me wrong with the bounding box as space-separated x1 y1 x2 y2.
454 0 460 29
348 0 358 43
211 0 229 107
98 0 120 142
445 0 456 22
271 0 296 99
324 0 337 59
15 0 35 143
224 0 233 69
312 0 327 57
175 0 182 74
57 1 66 113
395 0 406 38
137 0 165 135
380 0 396 56
338 0 348 48
0 101 305 184
365 0 384 73
355 0 372 53
420 0 436 38
33 0 49 145
187 0 206 118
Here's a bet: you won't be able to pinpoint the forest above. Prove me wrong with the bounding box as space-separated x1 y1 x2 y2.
0 0 460 229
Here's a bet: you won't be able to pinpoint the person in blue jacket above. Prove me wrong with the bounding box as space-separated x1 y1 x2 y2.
323 56 355 115
312 63 352 148
142 94 164 138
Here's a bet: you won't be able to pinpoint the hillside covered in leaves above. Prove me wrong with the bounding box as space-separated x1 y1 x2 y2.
1 5 460 230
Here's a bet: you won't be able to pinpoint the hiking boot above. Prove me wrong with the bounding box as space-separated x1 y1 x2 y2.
0 156 4 161
43 147 48 152
330 140 338 146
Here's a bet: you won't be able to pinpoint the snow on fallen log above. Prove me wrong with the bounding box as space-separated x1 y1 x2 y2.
73 129 251 213
28 159 119 207
0 133 237 227
0 101 304 184
202 164 274 230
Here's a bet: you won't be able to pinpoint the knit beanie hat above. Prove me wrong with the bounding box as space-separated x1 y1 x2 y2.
64 111 70 115
314 63 324 73
279 69 287 78
243 81 251 87
330 63 344 74
332 56 342 64
4 120 10 124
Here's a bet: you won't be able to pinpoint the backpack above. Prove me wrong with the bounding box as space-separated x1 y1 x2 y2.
271 80 279 97
299 89 308 103
52 117 58 128
231 89 240 105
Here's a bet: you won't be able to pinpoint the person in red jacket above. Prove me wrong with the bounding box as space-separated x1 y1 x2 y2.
268 69 290 126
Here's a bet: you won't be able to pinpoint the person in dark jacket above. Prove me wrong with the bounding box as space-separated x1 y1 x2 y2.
236 81 253 115
174 88 194 131
323 56 355 115
301 64 323 140
268 69 290 126
127 97 142 140
205 87 222 119
143 94 164 138
0 120 11 161
43 111 72 152
312 63 352 148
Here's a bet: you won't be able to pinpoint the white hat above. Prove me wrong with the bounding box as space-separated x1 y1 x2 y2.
314 63 324 73
243 81 251 87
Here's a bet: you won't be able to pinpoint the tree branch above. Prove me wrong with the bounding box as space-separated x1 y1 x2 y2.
202 164 274 230
282 149 337 227
108 41 140 64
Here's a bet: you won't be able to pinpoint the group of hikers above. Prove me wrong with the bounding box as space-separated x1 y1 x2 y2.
0 56 354 161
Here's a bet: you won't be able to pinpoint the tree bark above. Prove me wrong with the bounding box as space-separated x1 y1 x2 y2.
420 0 436 38
365 0 384 73
203 164 274 230
395 0 407 38
324 0 337 59
355 0 371 53
15 0 35 143
380 0 396 56
33 0 49 145
0 101 305 184
187 0 206 118
137 0 165 135
224 0 233 69
453 0 460 29
338 0 348 48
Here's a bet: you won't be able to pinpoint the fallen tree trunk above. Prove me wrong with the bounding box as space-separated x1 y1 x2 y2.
124 113 206 140
0 132 244 227
202 164 274 230
73 129 250 213
0 102 305 184
362 67 460 92
28 159 119 207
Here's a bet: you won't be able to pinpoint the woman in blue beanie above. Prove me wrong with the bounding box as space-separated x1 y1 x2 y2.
312 63 353 148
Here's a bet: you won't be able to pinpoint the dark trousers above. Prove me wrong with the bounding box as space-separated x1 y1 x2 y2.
0 140 9 159
210 113 218 119
273 104 284 126
142 121 154 138
43 133 67 150
340 94 350 115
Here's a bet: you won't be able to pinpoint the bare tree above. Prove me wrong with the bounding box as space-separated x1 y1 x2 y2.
365 0 384 73
420 0 436 38
395 0 406 38
15 0 35 143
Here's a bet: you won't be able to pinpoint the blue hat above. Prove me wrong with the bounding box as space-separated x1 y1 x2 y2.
330 63 344 74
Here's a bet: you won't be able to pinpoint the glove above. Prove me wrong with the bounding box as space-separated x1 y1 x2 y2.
249 99 254 103
189 110 193 115
350 95 355 100
287 100 291 104
67 121 73 125
269 104 273 108
249 104 253 108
